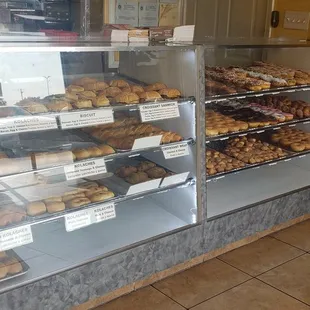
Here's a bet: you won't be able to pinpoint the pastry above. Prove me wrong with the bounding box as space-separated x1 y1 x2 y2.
97 144 115 155
116 166 137 178
78 91 96 99
105 87 122 98
85 186 109 197
92 95 110 107
26 201 47 216
65 92 79 101
46 202 65 213
146 167 166 178
73 149 91 161
0 263 7 279
158 88 181 99
44 197 62 204
89 190 115 202
46 101 73 112
130 85 144 94
23 103 48 114
115 92 140 104
66 85 84 93
66 198 91 208
62 193 85 203
144 83 167 91
139 91 162 102
137 161 156 172
73 77 97 87
84 81 109 91
125 172 150 184
109 80 130 88
74 99 93 109
87 147 103 157
5 258 23 274
78 182 99 190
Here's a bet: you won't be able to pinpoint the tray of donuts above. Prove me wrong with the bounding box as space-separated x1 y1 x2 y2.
24 180 120 219
265 126 310 153
105 157 176 195
208 135 289 167
0 250 29 283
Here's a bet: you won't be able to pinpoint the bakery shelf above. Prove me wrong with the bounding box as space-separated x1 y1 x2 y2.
0 138 195 182
205 118 310 142
0 178 194 233
207 148 310 182
205 85 310 104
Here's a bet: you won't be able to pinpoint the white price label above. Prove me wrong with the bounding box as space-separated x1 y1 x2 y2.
60 109 114 129
140 101 180 122
160 172 190 187
0 225 33 251
162 143 190 159
127 179 161 195
64 158 107 181
65 210 92 232
0 116 57 135
132 135 162 151
92 202 116 223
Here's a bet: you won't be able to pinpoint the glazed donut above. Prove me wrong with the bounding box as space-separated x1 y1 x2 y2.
66 198 91 208
290 143 306 152
46 202 65 213
89 191 115 203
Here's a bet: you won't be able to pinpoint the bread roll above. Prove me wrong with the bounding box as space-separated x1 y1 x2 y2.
27 201 47 216
97 144 115 155
66 198 91 208
44 197 62 204
73 149 91 160
46 202 65 213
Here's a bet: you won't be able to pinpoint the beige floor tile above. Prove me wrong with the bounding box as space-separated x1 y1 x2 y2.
258 254 310 305
272 220 310 251
153 258 251 308
191 279 310 310
218 236 304 276
95 286 185 310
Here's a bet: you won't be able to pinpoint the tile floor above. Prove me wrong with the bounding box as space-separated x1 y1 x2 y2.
96 220 310 310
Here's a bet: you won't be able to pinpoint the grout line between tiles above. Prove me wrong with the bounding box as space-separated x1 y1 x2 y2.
151 285 188 310
255 278 310 308
269 234 310 252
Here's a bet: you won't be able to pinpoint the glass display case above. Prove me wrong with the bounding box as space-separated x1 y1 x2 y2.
204 41 310 218
0 40 203 292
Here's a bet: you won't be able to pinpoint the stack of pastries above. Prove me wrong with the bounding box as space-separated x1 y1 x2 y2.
271 127 310 152
0 251 23 279
224 136 287 164
26 181 115 216
116 161 173 184
206 62 310 96
88 117 183 149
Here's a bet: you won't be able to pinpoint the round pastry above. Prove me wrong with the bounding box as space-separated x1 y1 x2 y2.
146 167 166 178
290 143 306 152
109 80 130 88
115 92 140 104
26 201 47 216
23 103 48 114
97 144 115 155
5 258 23 274
74 99 93 109
0 263 7 279
85 186 109 197
66 85 84 93
89 190 115 203
44 197 62 204
78 91 96 99
62 192 85 203
66 197 91 208
105 87 122 98
139 91 162 102
144 83 167 92
92 95 110 107
46 202 65 213
87 147 103 157
46 101 73 112
73 149 91 161
78 182 99 190
158 88 181 99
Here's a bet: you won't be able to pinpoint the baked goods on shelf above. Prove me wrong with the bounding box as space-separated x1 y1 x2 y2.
251 96 310 119
109 79 130 88
223 136 287 164
206 150 246 175
115 92 140 104
139 91 162 102
0 205 26 227
270 127 310 152
72 144 115 161
32 151 74 169
26 201 47 216
46 100 73 112
144 82 167 92
16 98 49 114
116 161 173 184
206 110 248 136
158 88 181 99
0 252 24 279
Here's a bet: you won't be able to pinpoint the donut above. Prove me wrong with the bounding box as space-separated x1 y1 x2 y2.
66 198 91 209
46 202 65 213
89 191 115 203
290 143 306 152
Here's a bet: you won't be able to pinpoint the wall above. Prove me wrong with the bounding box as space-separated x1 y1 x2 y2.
270 0 310 40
